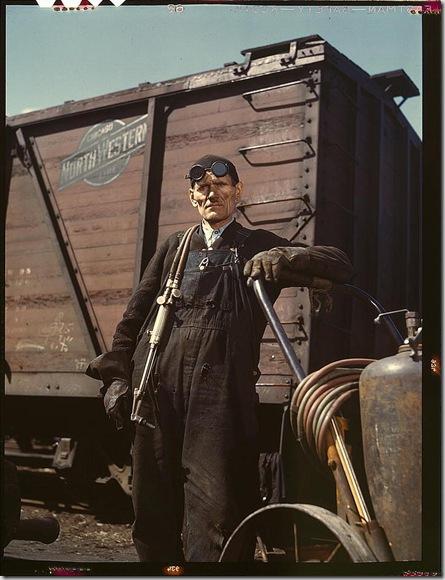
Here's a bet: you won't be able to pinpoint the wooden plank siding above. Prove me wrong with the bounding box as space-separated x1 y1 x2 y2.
152 71 318 377
5 159 95 373
33 113 148 350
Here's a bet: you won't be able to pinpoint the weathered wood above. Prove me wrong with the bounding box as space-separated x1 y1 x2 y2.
6 35 421 395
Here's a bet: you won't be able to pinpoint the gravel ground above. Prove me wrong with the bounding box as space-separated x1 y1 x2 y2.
4 503 139 564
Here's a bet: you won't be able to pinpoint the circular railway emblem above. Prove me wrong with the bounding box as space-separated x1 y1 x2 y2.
59 115 147 190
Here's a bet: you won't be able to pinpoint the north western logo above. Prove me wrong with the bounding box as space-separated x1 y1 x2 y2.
59 115 147 190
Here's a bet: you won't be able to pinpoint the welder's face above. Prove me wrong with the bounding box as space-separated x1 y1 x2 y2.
189 171 242 226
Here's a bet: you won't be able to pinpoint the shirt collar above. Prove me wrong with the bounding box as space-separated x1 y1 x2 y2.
201 216 235 245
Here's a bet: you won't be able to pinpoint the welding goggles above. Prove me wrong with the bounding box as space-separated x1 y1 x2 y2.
186 161 231 182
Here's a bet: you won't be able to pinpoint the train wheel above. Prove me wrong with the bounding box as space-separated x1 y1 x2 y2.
219 503 376 563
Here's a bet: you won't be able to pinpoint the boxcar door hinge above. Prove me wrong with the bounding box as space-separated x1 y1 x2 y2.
295 315 309 345
15 135 32 170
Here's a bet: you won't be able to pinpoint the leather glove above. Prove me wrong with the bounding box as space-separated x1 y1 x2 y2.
243 246 353 287
103 379 132 431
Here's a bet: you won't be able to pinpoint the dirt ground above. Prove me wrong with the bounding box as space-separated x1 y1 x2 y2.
4 503 139 564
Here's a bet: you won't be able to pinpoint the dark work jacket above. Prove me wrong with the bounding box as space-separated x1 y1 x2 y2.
87 220 352 389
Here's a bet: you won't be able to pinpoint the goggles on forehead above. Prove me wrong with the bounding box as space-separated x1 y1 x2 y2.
185 161 230 182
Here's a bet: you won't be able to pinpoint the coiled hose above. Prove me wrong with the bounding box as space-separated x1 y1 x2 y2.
290 358 375 464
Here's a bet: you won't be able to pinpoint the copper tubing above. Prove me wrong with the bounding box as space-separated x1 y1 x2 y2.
316 389 358 460
290 359 375 520
313 382 357 449
294 358 374 408
292 365 369 454
311 381 359 453
293 370 356 450
302 374 361 451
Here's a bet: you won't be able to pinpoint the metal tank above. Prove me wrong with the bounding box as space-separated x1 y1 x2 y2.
359 312 422 561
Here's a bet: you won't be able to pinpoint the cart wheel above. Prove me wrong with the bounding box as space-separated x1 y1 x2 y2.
219 503 376 563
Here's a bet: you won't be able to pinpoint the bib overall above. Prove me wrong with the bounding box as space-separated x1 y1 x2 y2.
130 231 262 562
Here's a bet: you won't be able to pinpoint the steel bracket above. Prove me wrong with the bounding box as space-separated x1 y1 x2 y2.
15 136 32 170
107 463 132 496
52 438 77 471
295 315 309 345
280 40 298 67
233 51 253 76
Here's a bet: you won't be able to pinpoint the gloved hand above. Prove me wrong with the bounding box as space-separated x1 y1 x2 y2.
243 246 353 287
103 379 132 431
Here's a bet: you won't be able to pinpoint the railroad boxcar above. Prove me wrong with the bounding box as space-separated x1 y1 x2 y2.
5 34 421 497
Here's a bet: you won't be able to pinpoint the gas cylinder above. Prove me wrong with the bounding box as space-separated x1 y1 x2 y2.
359 312 422 561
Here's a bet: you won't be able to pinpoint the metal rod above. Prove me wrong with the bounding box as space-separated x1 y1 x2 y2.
327 443 364 529
256 535 268 562
249 278 306 383
330 417 371 523
239 138 314 155
242 78 311 99
293 522 299 562
238 195 309 209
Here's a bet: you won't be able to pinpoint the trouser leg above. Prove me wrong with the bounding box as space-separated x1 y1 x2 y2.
131 424 184 562
182 448 260 562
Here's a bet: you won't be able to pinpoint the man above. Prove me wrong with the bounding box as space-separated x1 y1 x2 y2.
86 155 353 562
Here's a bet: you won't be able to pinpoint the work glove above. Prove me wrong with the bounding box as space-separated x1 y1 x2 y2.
243 246 353 288
103 379 132 431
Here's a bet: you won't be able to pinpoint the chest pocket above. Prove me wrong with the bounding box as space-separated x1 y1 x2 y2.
179 250 238 312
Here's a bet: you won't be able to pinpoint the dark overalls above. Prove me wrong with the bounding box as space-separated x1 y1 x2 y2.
130 229 263 562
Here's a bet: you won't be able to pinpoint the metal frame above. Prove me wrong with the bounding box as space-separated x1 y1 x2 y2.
133 97 158 287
